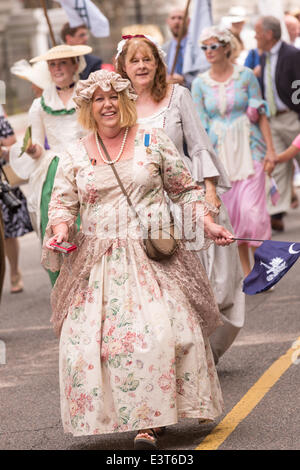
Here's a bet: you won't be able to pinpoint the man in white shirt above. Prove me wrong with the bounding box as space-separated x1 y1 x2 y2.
255 16 300 231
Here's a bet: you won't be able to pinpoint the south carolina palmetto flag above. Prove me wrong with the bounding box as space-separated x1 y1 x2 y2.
56 0 110 38
243 240 300 294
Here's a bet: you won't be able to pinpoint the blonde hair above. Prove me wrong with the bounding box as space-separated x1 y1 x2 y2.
77 88 137 131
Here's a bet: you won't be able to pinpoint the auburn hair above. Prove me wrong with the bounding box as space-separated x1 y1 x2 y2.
116 37 168 103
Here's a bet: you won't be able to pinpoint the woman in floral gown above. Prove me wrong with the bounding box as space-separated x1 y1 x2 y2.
191 26 276 276
43 70 234 449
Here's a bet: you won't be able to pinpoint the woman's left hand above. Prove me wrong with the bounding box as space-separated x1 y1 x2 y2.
205 188 222 210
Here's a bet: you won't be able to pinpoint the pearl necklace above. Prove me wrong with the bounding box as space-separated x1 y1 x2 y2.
95 127 129 165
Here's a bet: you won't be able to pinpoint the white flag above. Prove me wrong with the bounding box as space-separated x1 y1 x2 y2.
257 0 289 42
183 0 213 74
56 0 110 38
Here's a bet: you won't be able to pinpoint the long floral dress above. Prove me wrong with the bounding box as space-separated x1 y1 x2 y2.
42 127 224 437
192 64 271 247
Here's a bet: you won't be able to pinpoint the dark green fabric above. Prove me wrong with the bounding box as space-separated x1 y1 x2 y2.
41 95 76 116
40 157 60 287
40 157 80 288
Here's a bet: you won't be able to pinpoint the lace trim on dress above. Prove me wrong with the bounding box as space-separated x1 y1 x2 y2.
137 106 168 124
41 95 76 116
41 82 77 114
137 84 176 128
200 64 244 88
200 65 244 117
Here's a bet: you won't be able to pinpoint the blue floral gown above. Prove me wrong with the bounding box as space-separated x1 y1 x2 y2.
192 64 271 246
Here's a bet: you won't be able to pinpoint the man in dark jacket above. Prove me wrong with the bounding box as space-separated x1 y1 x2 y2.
61 23 102 80
255 16 300 232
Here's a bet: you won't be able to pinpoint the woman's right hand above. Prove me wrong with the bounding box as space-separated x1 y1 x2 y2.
204 215 235 246
45 226 69 251
26 143 42 159
264 160 275 176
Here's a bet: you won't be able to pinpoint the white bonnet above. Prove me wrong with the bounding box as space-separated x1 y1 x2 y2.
199 26 233 45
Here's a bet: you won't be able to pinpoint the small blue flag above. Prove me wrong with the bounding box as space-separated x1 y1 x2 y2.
243 240 300 294
269 177 280 206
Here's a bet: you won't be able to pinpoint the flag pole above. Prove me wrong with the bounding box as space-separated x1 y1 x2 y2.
170 0 192 75
40 0 57 47
233 238 266 242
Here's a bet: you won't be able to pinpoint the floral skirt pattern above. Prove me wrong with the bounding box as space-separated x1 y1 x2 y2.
57 238 224 436
0 186 33 239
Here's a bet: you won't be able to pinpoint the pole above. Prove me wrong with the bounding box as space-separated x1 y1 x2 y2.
170 0 192 75
134 0 143 24
39 0 57 46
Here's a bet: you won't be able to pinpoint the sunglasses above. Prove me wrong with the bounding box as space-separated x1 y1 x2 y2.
200 43 224 51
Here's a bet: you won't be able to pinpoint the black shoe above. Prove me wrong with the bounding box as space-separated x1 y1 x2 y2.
271 218 284 232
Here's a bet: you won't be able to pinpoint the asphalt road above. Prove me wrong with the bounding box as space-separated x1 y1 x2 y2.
0 191 299 452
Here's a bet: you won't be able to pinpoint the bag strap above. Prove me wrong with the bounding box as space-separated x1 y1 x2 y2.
97 134 145 228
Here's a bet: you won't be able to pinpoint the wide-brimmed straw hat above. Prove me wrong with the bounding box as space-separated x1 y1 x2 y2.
30 44 92 63
10 59 52 90
222 6 247 25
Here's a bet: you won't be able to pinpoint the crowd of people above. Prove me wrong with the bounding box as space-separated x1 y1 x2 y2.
1 4 300 450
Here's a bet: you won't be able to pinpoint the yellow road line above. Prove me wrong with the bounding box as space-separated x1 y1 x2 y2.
196 336 300 450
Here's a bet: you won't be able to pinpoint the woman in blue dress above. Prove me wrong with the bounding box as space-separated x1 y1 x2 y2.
191 26 276 277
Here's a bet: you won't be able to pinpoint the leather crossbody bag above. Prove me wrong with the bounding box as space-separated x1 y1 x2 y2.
97 134 179 261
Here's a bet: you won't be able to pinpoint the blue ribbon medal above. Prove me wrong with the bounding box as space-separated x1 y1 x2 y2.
144 133 152 153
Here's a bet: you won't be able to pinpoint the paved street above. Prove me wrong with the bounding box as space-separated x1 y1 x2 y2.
0 190 299 451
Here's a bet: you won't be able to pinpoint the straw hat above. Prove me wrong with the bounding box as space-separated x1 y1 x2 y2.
222 6 247 26
10 59 52 90
30 44 92 63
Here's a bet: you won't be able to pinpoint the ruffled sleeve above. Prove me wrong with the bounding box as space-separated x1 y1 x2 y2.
177 85 231 193
246 69 270 119
41 148 80 272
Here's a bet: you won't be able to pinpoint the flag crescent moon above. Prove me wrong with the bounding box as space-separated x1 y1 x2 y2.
289 243 300 254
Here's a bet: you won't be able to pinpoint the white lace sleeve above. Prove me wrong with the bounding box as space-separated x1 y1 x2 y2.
28 98 46 150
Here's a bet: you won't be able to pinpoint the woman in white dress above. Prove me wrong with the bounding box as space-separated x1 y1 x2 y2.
115 35 245 364
12 45 91 285
43 70 234 449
